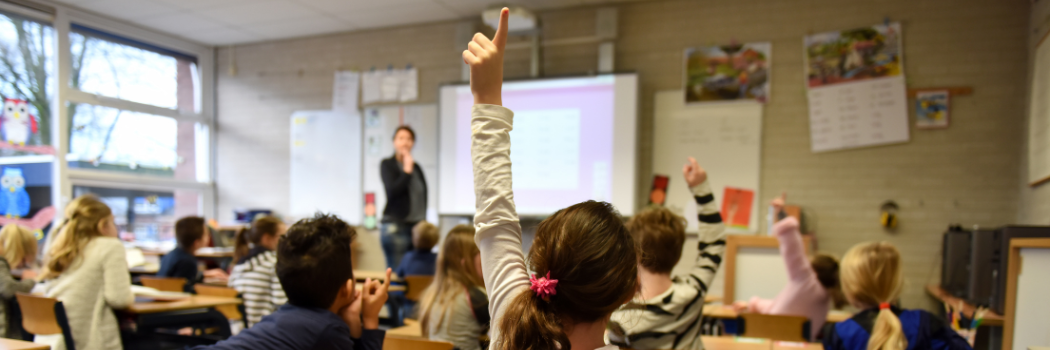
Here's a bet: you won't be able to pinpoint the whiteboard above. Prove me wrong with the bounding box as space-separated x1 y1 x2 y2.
361 105 438 224
735 247 790 302
290 111 362 224
1012 247 1050 350
652 90 762 233
1030 35 1050 185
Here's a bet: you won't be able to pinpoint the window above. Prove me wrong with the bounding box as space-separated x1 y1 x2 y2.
74 185 202 251
0 12 55 157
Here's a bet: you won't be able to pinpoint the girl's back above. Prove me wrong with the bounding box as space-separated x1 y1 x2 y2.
425 286 488 350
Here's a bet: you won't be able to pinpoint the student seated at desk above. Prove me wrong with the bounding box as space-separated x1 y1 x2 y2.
732 193 846 341
607 157 727 350
193 213 390 350
37 195 133 350
0 224 38 338
229 216 287 327
395 221 438 278
419 225 489 350
159 216 229 293
823 242 970 350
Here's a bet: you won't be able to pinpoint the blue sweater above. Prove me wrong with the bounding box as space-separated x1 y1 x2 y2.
157 246 200 293
193 303 385 350
395 250 437 277
823 306 972 350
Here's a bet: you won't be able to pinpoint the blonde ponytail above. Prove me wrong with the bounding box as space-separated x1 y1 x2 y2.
840 241 906 350
41 195 113 280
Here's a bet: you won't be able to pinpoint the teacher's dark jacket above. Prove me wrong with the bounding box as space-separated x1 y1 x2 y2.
380 156 427 221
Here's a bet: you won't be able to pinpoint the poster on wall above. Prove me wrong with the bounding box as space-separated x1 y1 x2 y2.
684 42 771 104
915 90 949 129
805 22 910 153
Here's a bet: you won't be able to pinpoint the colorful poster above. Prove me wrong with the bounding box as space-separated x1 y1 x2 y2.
721 187 754 230
684 42 771 103
915 90 950 129
805 23 902 88
648 174 669 206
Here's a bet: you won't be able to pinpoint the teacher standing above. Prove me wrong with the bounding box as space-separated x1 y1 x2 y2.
380 126 427 269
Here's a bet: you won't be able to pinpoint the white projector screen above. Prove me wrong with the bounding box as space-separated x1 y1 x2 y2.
438 74 638 216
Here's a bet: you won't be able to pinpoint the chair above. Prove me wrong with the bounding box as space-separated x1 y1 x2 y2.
383 336 454 350
403 275 434 303
16 293 77 350
141 276 187 292
737 313 811 342
194 285 242 322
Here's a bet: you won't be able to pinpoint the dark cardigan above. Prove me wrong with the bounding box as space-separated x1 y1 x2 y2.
380 156 427 221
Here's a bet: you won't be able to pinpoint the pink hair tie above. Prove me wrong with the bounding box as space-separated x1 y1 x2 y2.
530 272 558 302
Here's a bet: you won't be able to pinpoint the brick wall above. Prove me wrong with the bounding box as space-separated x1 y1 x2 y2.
215 0 1029 310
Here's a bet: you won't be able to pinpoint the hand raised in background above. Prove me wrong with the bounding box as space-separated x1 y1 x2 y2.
464 7 509 106
682 157 708 188
771 192 786 215
360 268 392 330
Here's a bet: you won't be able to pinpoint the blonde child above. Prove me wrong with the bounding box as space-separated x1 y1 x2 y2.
419 225 488 350
607 157 726 350
733 193 846 341
0 224 38 338
465 9 639 350
228 216 287 327
38 195 133 350
823 242 971 350
395 221 439 278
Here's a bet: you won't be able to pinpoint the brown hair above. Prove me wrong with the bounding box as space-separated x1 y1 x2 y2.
412 221 440 251
175 216 207 249
41 195 113 280
0 224 36 269
495 201 638 350
420 225 482 337
841 242 905 350
626 207 686 274
393 125 416 141
811 253 847 309
234 216 285 262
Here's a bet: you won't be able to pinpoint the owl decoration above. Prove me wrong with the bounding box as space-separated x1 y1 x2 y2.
2 99 37 146
0 167 29 218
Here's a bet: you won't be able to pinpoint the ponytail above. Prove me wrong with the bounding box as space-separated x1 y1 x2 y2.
497 290 570 350
869 306 907 350
233 227 250 263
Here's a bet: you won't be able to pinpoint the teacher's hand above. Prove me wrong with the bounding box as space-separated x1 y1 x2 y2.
402 150 414 174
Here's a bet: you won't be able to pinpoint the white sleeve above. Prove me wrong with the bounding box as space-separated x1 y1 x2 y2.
471 104 530 347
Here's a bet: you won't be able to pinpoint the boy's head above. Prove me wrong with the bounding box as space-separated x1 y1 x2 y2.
175 216 207 250
276 213 356 310
412 221 439 251
626 207 687 274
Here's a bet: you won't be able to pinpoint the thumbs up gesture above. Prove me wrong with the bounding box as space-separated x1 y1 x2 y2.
464 7 509 106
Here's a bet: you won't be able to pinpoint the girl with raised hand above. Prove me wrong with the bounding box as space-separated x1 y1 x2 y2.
465 9 639 350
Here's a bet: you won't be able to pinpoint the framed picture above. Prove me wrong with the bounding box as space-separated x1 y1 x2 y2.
915 90 950 129
684 42 771 104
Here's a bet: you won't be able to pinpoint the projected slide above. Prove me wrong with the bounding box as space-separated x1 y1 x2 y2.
439 74 637 216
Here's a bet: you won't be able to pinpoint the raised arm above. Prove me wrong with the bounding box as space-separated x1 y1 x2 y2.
769 193 810 282
466 8 529 342
680 157 727 294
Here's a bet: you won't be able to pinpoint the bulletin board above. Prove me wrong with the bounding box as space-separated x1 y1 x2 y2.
361 104 439 224
290 110 362 224
1029 33 1050 186
1004 238 1050 350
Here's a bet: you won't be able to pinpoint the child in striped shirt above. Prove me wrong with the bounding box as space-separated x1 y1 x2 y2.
607 157 727 350
229 216 288 327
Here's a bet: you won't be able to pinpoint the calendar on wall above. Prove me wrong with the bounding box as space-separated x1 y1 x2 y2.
804 22 909 153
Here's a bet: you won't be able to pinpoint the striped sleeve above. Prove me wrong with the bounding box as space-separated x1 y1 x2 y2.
683 180 727 295
229 252 287 327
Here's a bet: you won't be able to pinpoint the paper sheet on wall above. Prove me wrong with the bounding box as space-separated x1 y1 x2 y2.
805 22 909 153
362 70 382 105
380 70 401 102
400 67 418 102
332 71 360 113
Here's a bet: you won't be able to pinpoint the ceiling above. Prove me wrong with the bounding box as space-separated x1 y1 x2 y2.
53 0 637 46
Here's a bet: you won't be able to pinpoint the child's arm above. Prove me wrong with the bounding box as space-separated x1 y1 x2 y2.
681 157 727 295
769 193 810 283
102 239 133 308
347 269 391 350
465 8 531 340
0 259 34 299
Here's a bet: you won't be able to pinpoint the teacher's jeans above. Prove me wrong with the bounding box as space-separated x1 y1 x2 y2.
381 219 416 270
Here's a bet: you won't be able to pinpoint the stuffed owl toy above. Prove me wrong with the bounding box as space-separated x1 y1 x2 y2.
2 99 36 146
0 167 29 218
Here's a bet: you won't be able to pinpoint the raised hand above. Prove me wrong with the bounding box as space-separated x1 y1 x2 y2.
771 192 786 215
682 157 708 188
360 268 392 329
464 7 509 106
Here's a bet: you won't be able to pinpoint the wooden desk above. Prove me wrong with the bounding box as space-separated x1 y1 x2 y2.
129 264 159 275
925 284 1003 327
771 341 823 350
195 250 235 259
706 295 722 304
700 336 771 350
702 305 851 323
0 338 49 350
354 270 402 282
386 319 423 338
356 284 406 293
127 295 242 314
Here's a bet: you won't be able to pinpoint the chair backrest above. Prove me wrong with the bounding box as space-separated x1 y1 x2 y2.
403 275 434 302
16 293 77 350
383 336 454 350
738 313 810 342
141 276 187 292
195 284 242 321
